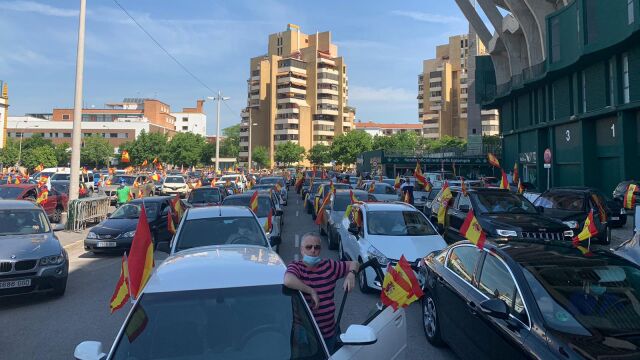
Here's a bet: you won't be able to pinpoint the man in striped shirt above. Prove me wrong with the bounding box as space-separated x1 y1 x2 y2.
284 232 359 352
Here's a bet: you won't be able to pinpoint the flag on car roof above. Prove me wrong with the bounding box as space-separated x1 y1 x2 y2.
264 209 273 233
121 150 130 163
487 153 500 168
499 170 509 190
624 184 637 210
460 210 486 250
573 209 598 244
380 255 424 311
109 254 130 313
394 174 401 189
127 205 154 300
249 191 259 213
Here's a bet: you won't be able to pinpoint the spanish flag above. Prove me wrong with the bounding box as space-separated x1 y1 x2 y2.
152 157 158 164
344 190 358 218
368 181 376 193
415 161 422 175
167 208 176 235
151 173 160 182
513 163 519 184
499 170 509 190
171 195 185 221
125 305 148 343
295 173 304 187
109 254 130 313
487 153 500 168
141 159 148 167
460 210 486 249
127 206 154 300
624 184 637 210
403 191 411 203
196 179 202 188
353 207 363 227
36 188 49 205
249 191 259 213
264 209 273 233
121 150 130 163
437 182 453 226
314 186 323 213
394 174 401 189
573 209 598 244
380 255 424 311
415 171 428 188
460 178 468 196
275 183 282 193
517 179 525 194
315 193 332 225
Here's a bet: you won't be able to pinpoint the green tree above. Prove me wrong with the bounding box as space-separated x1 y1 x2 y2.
219 124 240 158
122 130 169 165
252 146 270 169
307 144 332 165
81 135 114 168
22 146 57 170
167 132 206 166
423 135 467 152
331 130 372 165
54 143 71 166
274 141 305 166
0 139 19 167
200 142 217 165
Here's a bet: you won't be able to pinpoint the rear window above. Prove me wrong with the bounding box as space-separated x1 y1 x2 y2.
222 196 273 218
165 176 185 184
333 193 370 211
367 210 437 236
535 193 585 211
188 189 221 204
175 217 267 251
112 176 136 185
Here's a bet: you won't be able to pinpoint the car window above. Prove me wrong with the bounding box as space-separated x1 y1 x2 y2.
111 285 326 360
446 245 480 283
477 252 529 326
0 187 25 199
222 196 272 218
333 193 369 211
165 176 185 184
51 173 70 181
112 176 136 186
0 209 51 235
367 210 437 236
110 203 159 220
473 192 537 215
456 193 472 210
534 193 585 211
175 217 267 251
188 189 222 204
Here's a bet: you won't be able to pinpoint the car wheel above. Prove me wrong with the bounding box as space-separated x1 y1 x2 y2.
53 207 63 223
422 291 444 346
52 278 67 297
358 260 372 294
328 228 338 250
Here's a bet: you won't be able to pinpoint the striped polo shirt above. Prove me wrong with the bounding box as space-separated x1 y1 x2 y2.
286 259 349 339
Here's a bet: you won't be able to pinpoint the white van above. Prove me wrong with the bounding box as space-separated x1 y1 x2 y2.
50 169 95 192
32 167 70 182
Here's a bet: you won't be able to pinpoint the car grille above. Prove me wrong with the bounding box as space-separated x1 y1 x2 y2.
97 234 116 240
520 232 565 240
15 260 37 271
0 261 12 273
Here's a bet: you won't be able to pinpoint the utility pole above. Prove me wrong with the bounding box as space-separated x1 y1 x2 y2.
208 91 230 174
69 0 86 201
247 108 252 172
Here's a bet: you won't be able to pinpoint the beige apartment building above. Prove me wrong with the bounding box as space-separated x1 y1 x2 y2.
239 24 354 167
0 81 8 148
419 34 499 139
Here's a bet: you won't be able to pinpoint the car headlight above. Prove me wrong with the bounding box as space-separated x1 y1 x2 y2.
87 232 97 239
123 230 136 238
40 254 65 266
367 246 389 266
563 230 574 237
496 229 518 237
562 221 578 229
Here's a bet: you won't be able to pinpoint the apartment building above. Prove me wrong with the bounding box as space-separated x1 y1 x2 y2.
418 34 499 139
171 99 207 137
0 81 8 148
239 24 353 167
355 121 422 137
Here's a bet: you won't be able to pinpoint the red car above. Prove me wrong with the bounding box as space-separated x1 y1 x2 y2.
0 184 68 223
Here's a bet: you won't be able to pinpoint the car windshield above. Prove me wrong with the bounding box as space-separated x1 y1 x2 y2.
110 203 159 220
51 182 70 195
523 255 640 337
51 173 70 181
427 189 440 200
165 176 185 184
260 178 283 186
367 210 437 236
188 189 221 204
0 187 25 199
333 193 370 211
112 176 136 186
0 209 50 235
535 193 585 211
222 197 273 218
175 217 267 251
473 192 537 215
111 285 325 360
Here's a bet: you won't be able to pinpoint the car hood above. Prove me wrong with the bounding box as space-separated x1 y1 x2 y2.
367 234 447 262
91 219 138 235
0 233 62 258
614 232 640 266
540 208 587 221
479 213 568 232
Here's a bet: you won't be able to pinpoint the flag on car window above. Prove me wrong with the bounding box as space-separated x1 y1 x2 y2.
394 174 401 189
460 210 486 250
573 209 598 244
513 163 519 184
36 188 48 205
127 205 154 300
460 179 468 196
109 254 130 313
499 170 509 190
624 184 637 209
517 179 525 194
315 193 332 225
437 182 453 225
125 305 148 343
264 209 273 233
167 208 176 235
368 181 376 193
249 191 259 213
380 255 424 311
487 153 500 168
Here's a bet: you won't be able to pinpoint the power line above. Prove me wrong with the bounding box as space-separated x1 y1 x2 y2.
111 0 215 94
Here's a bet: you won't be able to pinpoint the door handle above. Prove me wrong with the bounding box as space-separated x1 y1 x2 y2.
467 301 477 315
393 314 403 327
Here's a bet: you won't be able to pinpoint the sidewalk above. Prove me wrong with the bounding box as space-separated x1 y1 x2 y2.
57 227 90 249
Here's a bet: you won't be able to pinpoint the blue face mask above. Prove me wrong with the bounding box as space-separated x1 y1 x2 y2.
303 255 322 267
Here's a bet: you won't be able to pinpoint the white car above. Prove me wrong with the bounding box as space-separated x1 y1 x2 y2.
50 169 95 192
338 202 447 292
161 175 189 197
365 182 399 202
73 246 407 359
216 174 246 192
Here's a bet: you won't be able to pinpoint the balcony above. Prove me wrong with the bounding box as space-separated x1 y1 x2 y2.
318 56 336 65
250 83 260 92
317 85 339 95
276 106 299 114
277 84 306 95
429 96 442 102
274 128 299 135
277 95 307 106
460 102 468 108
249 99 260 107
429 86 442 91
429 104 442 111
317 75 339 85
317 66 339 76
317 97 339 106
277 74 306 86
275 117 300 125
278 59 307 75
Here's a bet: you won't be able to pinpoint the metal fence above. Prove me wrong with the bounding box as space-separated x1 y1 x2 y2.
66 196 111 232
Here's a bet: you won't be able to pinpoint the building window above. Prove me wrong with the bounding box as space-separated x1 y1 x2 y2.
629 0 635 24
62 114 70 120
182 126 189 131
623 53 630 103
182 117 188 122
64 133 71 138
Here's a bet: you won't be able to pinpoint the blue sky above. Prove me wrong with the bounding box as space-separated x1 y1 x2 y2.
0 0 471 134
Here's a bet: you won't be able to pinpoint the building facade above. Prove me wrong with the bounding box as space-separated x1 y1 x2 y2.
355 121 422 137
0 81 8 148
462 0 640 193
239 24 353 167
418 34 499 139
171 99 207 137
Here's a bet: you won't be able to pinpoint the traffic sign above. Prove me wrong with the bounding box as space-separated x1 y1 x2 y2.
543 148 552 164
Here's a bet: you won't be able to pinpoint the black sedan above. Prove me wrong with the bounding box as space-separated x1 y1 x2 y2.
439 188 572 243
84 197 174 253
185 186 225 208
420 239 640 359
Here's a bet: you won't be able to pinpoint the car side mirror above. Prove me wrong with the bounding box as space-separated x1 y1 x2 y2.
106 213 112 218
348 223 359 236
459 205 470 212
479 298 510 320
535 206 544 213
339 324 377 346
269 235 282 247
156 242 171 254
74 341 106 360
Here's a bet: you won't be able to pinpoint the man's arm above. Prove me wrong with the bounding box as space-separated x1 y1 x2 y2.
284 272 320 309
341 260 359 293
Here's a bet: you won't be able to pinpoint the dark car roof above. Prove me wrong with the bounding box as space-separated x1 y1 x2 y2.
543 187 598 193
0 200 41 210
129 196 173 204
496 240 631 267
0 184 36 189
224 192 270 200
448 187 510 194
190 186 220 192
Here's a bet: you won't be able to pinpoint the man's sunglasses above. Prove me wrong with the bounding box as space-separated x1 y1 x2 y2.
304 245 321 250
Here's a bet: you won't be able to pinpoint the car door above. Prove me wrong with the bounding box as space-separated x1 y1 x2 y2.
344 205 363 261
436 245 483 359
156 201 172 242
447 193 470 241
464 250 531 359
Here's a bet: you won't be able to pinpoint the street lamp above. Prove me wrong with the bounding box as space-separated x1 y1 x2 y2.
15 119 29 168
207 91 230 174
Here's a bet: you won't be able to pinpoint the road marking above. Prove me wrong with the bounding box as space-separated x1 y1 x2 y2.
63 239 84 250
296 199 299 205
296 210 299 217
295 234 300 248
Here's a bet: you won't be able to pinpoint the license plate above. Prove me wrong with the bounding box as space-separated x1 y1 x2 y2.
97 241 117 248
0 279 31 289
611 216 619 221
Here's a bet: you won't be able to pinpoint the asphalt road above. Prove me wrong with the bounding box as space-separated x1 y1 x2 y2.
0 192 449 359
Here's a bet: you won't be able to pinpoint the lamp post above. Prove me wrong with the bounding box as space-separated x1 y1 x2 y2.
246 108 258 172
69 0 87 201
207 91 230 174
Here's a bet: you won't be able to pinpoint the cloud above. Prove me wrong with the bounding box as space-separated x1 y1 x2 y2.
391 10 463 24
0 1 78 17
349 86 415 103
